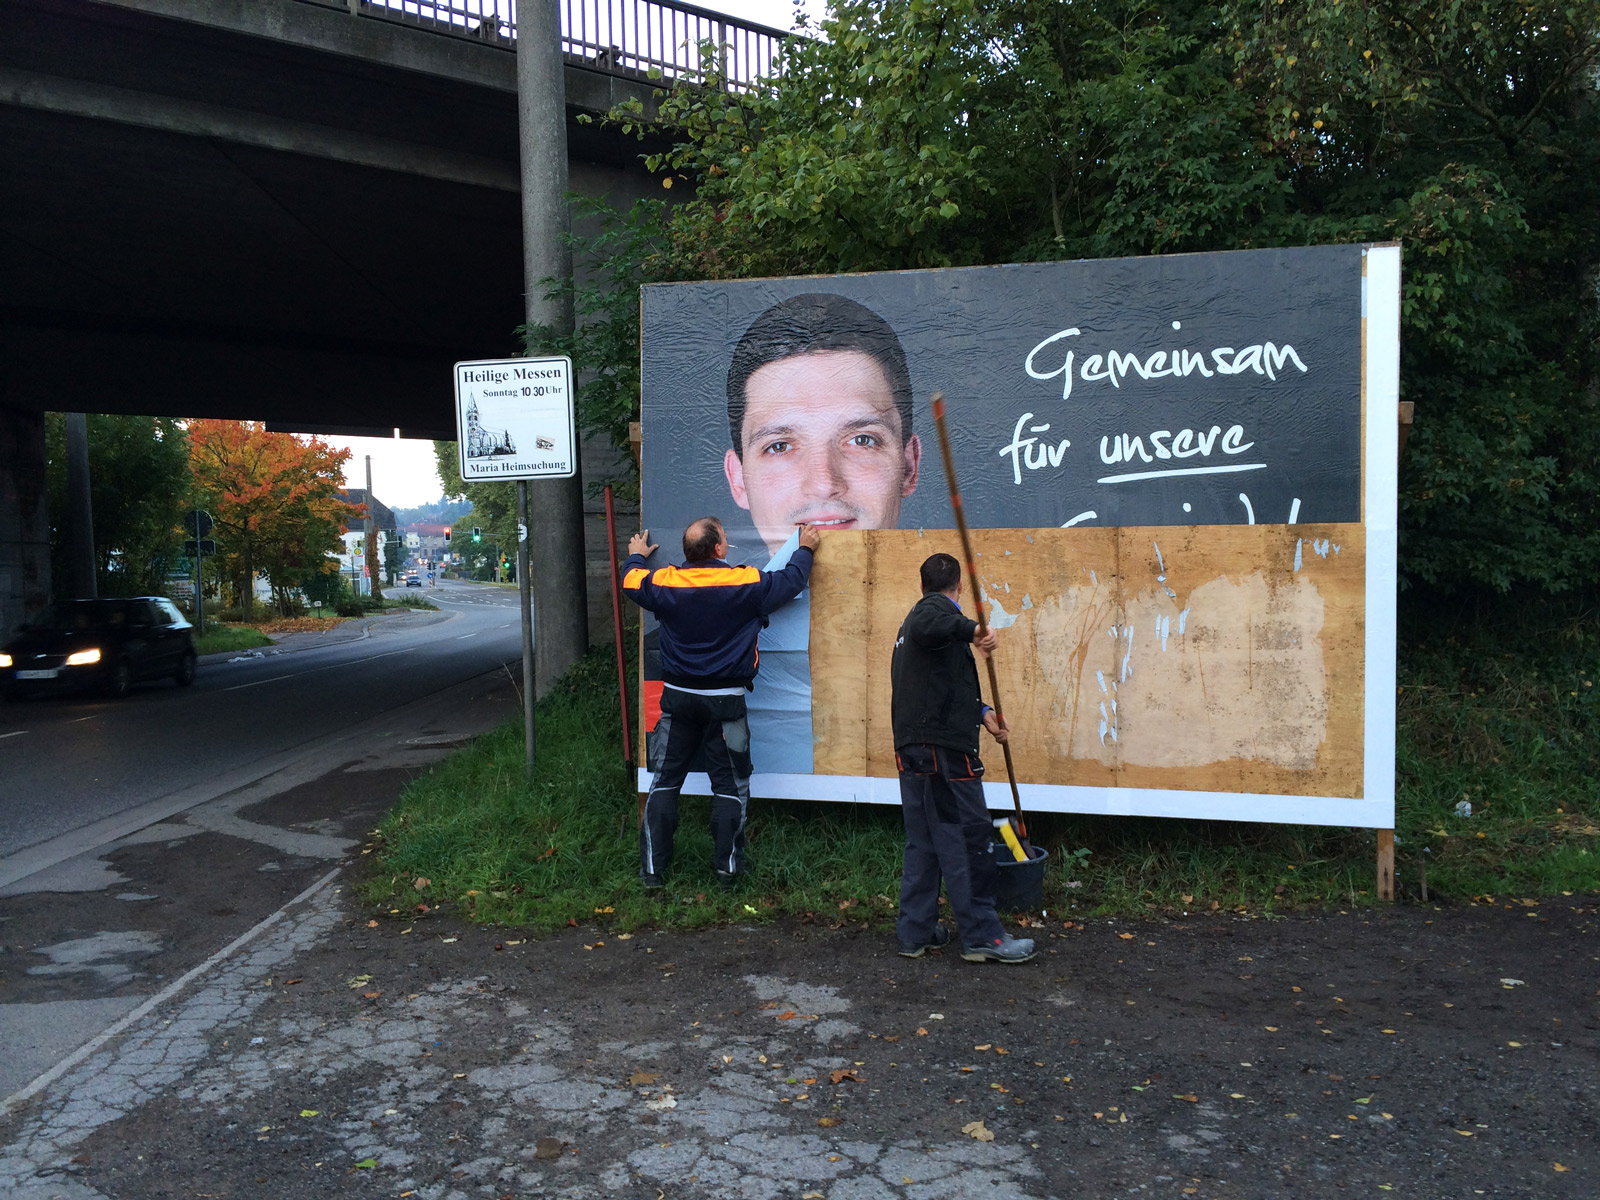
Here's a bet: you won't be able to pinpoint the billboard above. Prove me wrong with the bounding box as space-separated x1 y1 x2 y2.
638 245 1399 828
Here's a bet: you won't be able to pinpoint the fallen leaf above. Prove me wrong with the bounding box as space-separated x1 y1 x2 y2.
1507 1041 1522 1048
1173 1094 1198 1103
1455 1130 1474 1137
1500 978 1525 987
928 1013 945 1020
830 1069 861 1084
974 1044 992 1051
284 978 302 986
962 1119 995 1142
594 906 614 914
300 1109 320 1118
413 877 429 890
534 1137 563 1160
996 1047 1009 1055
363 991 380 999
616 932 634 941
441 937 458 944
1265 1026 1279 1032
366 920 379 928
817 1116 842 1127
354 1158 377 1169
645 1096 677 1111
1555 1163 1569 1172
1381 1029 1397 1035
916 1027 929 1036
629 1072 660 1085
778 1011 799 1020
883 1035 900 1043
1230 1093 1245 1099
1354 1097 1372 1105
1118 932 1135 940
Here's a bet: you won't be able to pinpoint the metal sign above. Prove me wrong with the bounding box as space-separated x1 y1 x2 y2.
453 356 576 482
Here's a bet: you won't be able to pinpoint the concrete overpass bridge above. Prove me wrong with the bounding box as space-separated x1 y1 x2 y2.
0 0 783 633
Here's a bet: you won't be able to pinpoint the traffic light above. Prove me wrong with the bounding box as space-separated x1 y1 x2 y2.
471 526 481 543
443 526 451 543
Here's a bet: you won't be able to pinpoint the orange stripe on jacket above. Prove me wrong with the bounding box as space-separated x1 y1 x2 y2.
622 567 650 590
648 565 762 589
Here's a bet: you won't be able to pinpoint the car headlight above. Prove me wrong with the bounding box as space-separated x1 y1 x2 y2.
65 648 102 666
0 653 11 668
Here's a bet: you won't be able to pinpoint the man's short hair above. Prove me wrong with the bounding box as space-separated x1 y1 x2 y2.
920 553 961 595
683 517 724 564
726 294 913 457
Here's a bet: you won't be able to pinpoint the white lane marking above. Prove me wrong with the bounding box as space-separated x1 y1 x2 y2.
74 714 100 722
223 646 417 692
0 730 27 740
456 633 476 640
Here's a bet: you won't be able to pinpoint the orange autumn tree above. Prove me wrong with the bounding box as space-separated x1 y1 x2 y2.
187 420 360 620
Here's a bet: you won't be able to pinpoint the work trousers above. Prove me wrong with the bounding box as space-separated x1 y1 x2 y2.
640 687 752 880
895 742 1005 949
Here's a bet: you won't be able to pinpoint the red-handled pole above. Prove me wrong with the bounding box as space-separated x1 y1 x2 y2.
604 485 633 766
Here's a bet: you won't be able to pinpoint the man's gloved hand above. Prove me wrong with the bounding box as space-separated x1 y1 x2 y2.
629 530 659 557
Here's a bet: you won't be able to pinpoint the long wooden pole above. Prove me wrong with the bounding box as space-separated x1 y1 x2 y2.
929 392 1027 841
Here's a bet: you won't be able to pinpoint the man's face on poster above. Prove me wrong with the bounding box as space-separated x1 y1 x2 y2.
724 350 922 555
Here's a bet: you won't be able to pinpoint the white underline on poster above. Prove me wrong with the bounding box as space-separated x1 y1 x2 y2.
1096 463 1268 485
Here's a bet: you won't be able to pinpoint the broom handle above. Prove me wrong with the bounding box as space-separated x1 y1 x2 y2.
929 392 1027 840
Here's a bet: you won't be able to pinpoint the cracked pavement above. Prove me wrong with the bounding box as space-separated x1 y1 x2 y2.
3 870 1598 1199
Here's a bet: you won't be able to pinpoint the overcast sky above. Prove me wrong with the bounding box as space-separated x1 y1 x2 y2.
330 0 827 509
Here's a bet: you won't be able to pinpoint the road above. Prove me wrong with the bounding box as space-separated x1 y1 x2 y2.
0 579 522 863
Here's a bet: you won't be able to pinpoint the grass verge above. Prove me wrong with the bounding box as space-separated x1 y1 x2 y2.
194 624 274 656
367 599 1598 931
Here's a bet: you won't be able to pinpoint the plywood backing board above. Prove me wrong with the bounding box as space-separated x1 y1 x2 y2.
810 524 1365 799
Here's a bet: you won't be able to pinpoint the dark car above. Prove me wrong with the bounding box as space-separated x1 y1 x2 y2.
1 597 197 700
405 575 422 588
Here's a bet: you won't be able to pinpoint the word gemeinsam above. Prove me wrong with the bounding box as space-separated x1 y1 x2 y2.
1023 323 1308 400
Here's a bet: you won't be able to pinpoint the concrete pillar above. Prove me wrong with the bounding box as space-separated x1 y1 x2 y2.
64 412 97 598
0 406 52 637
518 0 588 695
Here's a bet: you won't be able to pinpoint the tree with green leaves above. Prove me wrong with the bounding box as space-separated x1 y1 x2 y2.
45 413 191 597
579 0 1597 597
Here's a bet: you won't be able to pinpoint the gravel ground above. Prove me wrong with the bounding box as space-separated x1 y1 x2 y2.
3 880 1595 1200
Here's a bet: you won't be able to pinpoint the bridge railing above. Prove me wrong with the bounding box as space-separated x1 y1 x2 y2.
295 0 787 90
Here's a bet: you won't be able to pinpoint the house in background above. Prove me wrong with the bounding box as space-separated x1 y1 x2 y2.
336 488 397 594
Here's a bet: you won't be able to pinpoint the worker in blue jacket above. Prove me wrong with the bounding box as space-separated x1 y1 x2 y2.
623 516 821 889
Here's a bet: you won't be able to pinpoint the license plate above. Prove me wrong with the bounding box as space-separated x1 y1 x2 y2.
16 669 58 680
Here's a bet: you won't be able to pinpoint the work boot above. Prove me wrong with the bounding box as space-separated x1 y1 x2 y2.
897 923 951 959
641 873 665 892
960 934 1036 963
715 869 739 890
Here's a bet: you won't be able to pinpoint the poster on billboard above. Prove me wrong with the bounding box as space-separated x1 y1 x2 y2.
637 244 1399 828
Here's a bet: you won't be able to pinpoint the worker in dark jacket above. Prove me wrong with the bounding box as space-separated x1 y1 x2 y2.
623 516 820 889
890 552 1035 963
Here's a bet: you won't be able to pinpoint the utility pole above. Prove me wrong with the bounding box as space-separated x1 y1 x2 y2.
365 454 383 601
517 0 587 697
64 412 95 598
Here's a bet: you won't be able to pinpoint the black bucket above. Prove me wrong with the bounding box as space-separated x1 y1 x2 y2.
992 842 1049 911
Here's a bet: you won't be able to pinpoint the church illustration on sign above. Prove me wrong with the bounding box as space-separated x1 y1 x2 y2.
463 395 515 459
